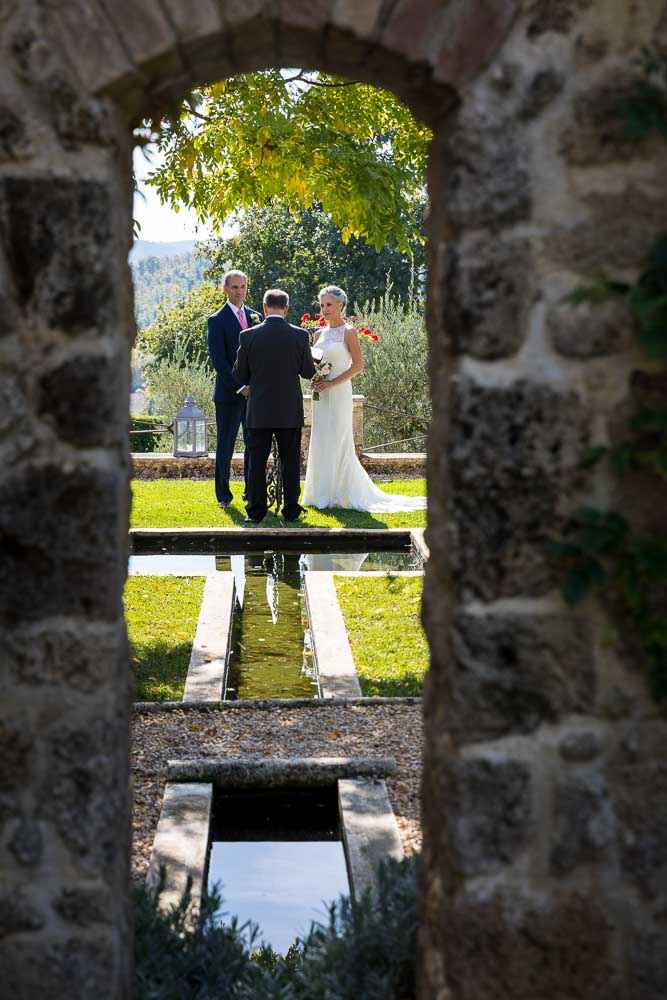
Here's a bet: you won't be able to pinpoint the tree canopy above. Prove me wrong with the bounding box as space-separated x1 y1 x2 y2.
141 70 431 251
202 201 426 320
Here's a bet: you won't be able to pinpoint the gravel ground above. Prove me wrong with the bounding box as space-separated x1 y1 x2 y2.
132 702 423 882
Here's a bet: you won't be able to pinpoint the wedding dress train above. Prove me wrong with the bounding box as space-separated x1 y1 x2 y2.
302 325 427 513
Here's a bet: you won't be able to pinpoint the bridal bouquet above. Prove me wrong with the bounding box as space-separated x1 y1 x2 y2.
310 357 332 401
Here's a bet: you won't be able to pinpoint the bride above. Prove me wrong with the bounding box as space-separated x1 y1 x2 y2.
302 285 427 513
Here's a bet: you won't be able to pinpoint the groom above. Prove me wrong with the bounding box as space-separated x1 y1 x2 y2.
207 269 262 508
232 288 316 523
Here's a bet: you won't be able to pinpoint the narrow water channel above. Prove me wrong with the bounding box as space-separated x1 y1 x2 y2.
222 553 317 700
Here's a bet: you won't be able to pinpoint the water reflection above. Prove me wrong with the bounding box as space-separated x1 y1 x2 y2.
208 841 348 953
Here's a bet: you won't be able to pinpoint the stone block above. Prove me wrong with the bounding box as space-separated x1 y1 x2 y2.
0 720 32 821
381 0 447 64
518 67 564 119
0 464 122 624
338 778 403 897
448 612 594 742
547 188 667 273
159 0 221 43
43 0 134 94
38 354 123 447
546 297 632 358
445 236 535 359
53 888 111 927
441 106 531 230
559 730 599 761
609 721 667 898
524 0 593 39
7 622 128 693
0 887 45 937
0 933 116 1000
332 0 383 38
41 718 130 874
434 0 518 86
280 0 333 31
97 0 178 68
627 926 667 1000
0 106 28 159
0 179 114 333
445 889 613 1000
560 71 654 166
446 756 532 874
448 377 590 600
8 817 43 868
550 774 615 874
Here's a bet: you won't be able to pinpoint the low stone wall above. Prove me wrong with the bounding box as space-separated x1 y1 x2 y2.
131 451 426 480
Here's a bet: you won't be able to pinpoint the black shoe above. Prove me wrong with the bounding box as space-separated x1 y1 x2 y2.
244 516 263 525
282 505 304 522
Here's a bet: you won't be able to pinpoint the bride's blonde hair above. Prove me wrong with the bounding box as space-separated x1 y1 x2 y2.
318 285 347 308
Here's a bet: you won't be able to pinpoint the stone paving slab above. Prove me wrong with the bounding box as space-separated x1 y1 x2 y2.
339 778 404 897
304 571 362 698
146 782 212 917
182 573 234 702
166 756 396 786
134 695 422 712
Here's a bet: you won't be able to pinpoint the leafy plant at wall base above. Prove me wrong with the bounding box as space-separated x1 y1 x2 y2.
134 854 419 999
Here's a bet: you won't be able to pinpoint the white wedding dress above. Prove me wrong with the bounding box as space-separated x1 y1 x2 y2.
302 325 427 513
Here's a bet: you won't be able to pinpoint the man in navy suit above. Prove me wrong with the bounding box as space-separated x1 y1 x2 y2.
207 270 262 507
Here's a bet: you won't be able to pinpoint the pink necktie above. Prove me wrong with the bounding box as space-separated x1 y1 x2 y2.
238 308 248 330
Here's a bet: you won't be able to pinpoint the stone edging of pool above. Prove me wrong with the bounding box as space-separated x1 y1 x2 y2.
133 695 422 712
146 757 403 919
131 528 427 706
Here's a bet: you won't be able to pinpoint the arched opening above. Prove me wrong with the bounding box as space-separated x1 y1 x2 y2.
3 3 666 998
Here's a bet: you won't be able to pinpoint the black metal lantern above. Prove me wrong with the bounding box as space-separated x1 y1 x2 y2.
173 394 208 458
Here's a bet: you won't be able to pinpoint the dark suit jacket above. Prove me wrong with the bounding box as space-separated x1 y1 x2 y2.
232 317 316 429
207 301 262 402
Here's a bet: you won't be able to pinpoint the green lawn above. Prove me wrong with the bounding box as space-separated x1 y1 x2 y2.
125 576 204 701
334 575 428 697
130 479 426 529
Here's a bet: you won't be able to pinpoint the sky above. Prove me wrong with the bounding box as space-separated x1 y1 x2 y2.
133 145 217 244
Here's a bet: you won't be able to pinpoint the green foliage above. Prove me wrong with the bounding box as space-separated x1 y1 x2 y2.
139 281 224 370
554 52 667 700
335 575 428 696
621 47 667 140
354 289 430 451
202 202 426 321
130 480 427 530
125 576 204 700
130 415 169 454
132 252 210 330
142 70 430 250
143 337 215 447
134 854 419 1000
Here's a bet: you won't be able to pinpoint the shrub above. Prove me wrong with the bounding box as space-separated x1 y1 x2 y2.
353 289 430 452
134 854 419 1000
144 336 216 450
130 415 169 453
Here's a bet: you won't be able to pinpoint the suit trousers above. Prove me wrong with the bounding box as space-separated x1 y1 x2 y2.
214 396 247 503
245 427 302 521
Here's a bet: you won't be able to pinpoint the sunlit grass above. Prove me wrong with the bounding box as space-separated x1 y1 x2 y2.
125 576 204 701
335 575 428 697
130 479 426 529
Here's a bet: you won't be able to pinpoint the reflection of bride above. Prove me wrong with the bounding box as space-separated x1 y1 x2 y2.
302 285 428 514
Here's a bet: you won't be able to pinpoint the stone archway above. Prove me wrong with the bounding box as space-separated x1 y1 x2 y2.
2 2 666 998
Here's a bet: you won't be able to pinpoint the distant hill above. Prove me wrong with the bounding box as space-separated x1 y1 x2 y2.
130 239 200 262
131 249 210 329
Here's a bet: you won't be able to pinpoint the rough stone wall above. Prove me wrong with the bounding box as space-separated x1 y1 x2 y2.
1 0 666 998
422 2 667 998
0 3 135 995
